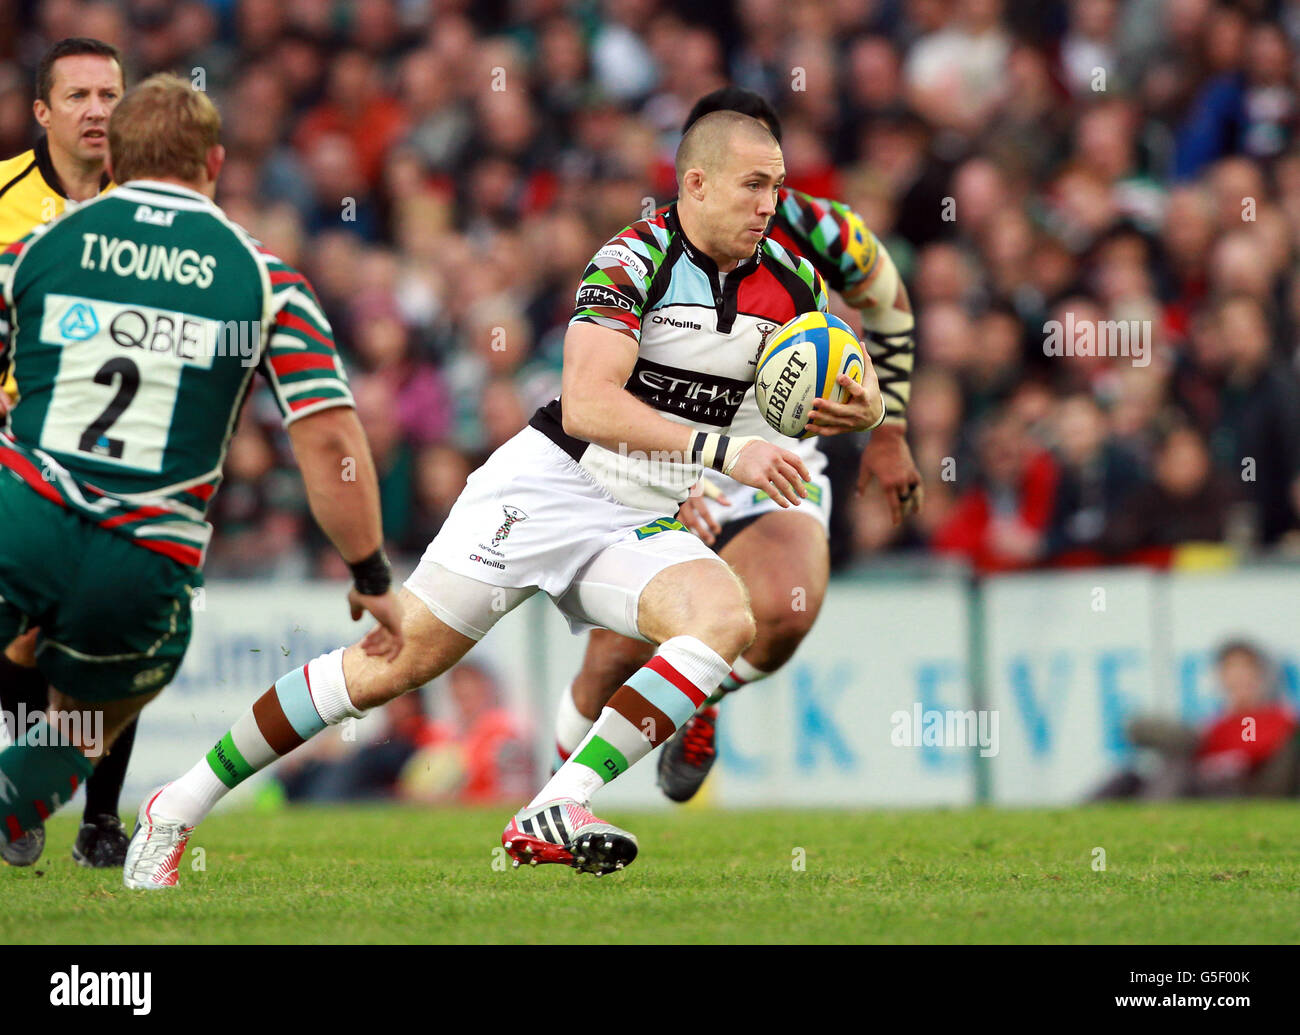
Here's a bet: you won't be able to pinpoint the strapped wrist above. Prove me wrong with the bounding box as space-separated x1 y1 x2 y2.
348 548 392 596
690 432 761 476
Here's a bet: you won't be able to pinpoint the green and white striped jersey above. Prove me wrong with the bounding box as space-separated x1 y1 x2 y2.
0 180 353 568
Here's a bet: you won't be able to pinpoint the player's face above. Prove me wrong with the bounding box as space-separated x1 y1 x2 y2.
36 55 124 166
705 138 784 266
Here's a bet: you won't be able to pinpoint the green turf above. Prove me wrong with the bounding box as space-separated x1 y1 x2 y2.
5 802 1299 944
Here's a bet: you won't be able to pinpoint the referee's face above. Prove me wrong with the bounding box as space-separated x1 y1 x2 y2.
36 55 124 168
703 137 783 269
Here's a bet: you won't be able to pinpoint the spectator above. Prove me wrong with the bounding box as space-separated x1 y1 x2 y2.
1207 295 1300 545
1093 640 1300 799
932 408 1060 572
1045 393 1144 560
1103 422 1235 557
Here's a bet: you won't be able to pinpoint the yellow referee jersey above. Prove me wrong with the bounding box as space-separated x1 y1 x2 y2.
0 136 113 399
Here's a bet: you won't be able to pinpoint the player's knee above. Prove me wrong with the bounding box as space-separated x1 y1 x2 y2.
695 594 756 662
754 597 817 654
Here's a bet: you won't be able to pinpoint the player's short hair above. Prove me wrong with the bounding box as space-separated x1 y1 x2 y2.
675 110 778 185
108 73 221 184
683 87 783 142
36 37 123 104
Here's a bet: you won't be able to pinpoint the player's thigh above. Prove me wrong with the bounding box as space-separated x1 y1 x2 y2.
40 522 199 704
0 476 73 647
556 527 752 656
47 686 160 757
719 508 830 630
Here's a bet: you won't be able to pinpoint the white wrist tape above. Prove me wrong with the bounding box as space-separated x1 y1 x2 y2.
690 432 763 476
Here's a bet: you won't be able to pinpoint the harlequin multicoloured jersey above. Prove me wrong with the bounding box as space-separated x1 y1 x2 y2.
0 179 352 568
529 201 827 512
767 187 880 300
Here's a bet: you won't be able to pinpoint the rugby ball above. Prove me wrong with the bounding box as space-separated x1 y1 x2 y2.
754 312 866 437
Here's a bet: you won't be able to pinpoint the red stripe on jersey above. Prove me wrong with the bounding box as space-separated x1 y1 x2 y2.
737 267 798 326
186 481 217 502
138 537 203 567
271 352 336 376
0 447 66 507
270 271 305 285
99 504 171 530
3 241 24 256
274 310 332 349
646 655 707 708
5 814 22 841
34 800 49 821
287 395 334 411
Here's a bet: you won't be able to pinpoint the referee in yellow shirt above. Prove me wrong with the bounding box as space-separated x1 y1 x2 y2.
0 37 128 869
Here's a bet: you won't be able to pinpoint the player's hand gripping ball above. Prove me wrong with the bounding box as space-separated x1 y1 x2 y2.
754 312 866 438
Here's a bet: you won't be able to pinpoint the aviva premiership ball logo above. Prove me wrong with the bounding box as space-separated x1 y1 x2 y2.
491 506 528 547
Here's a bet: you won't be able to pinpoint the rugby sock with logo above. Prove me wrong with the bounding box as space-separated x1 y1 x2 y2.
703 655 772 707
528 636 730 807
151 649 363 826
552 682 594 770
0 717 95 843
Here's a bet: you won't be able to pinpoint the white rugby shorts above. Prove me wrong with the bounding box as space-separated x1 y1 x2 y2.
406 427 723 641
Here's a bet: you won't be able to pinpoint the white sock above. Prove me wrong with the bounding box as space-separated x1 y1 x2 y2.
152 648 362 826
704 654 772 706
149 761 227 826
528 635 731 807
553 682 594 763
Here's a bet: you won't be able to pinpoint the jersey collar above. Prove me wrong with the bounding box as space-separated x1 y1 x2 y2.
34 135 112 198
119 180 216 205
665 201 762 281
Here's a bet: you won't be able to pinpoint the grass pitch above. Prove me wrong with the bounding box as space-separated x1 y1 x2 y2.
5 802 1299 944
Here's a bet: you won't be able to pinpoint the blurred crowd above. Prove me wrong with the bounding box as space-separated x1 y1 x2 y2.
3 0 1299 576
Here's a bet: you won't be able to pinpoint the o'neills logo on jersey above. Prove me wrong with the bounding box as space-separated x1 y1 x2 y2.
491 505 528 547
628 357 750 427
651 314 702 330
80 233 216 288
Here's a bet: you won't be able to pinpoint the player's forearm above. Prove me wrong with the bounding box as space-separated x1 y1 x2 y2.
562 382 694 459
289 407 385 563
844 242 914 422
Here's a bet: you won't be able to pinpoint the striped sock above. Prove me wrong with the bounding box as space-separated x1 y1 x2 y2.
0 717 94 843
703 655 772 706
553 682 594 770
528 636 730 807
152 649 362 826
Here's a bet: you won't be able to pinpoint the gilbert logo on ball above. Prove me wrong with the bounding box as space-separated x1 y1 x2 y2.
754 312 865 437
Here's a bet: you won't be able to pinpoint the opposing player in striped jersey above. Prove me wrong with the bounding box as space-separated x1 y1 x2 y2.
0 37 129 869
0 76 403 869
551 88 920 803
128 111 882 884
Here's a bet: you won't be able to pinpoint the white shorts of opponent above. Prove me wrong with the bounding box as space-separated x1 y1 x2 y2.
406 426 723 642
